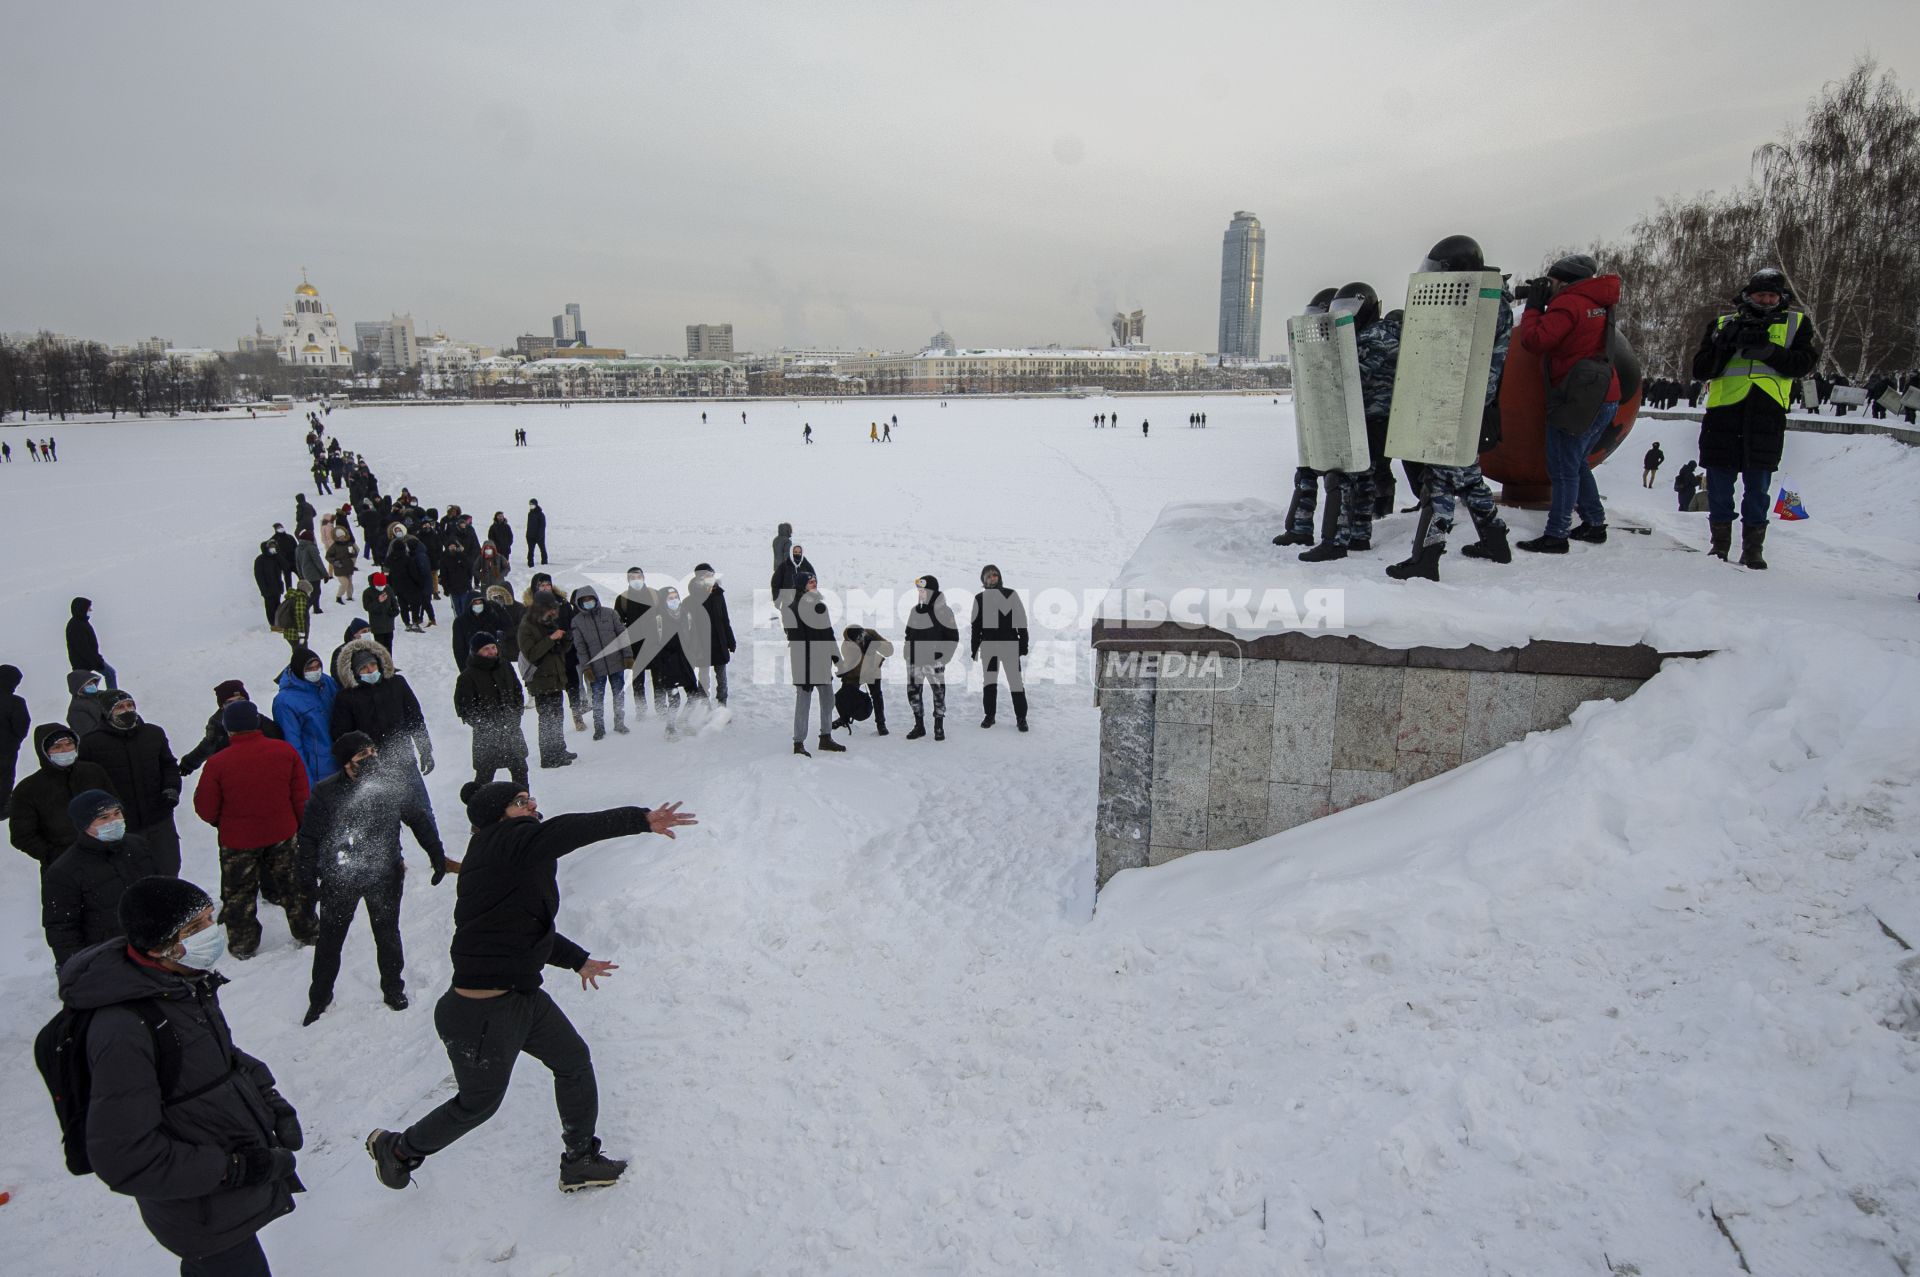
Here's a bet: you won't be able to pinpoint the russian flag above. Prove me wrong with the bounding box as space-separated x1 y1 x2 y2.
1774 480 1809 521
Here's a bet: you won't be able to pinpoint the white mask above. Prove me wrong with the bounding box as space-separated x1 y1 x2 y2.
304 669 325 684
179 926 226 970
49 749 78 768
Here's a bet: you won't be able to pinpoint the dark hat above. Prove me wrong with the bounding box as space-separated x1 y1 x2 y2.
468 630 499 656
465 780 523 829
694 562 714 573
344 618 369 640
1743 267 1789 298
119 876 215 951
102 688 135 714
1548 253 1598 283
213 679 246 703
353 646 383 670
332 731 374 765
289 645 321 676
980 563 1002 584
67 788 121 830
220 700 261 733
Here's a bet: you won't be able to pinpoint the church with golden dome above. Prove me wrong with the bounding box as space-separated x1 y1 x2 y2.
276 270 352 367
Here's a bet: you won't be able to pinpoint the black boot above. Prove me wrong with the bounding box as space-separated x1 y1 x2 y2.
1271 530 1313 546
817 733 846 753
1385 543 1444 581
384 990 408 1011
1297 541 1347 563
1460 523 1512 563
793 740 810 757
366 1129 423 1190
934 717 945 741
1739 523 1768 570
1516 533 1569 555
981 685 998 728
1569 523 1608 543
906 715 926 740
1011 691 1029 732
559 1138 628 1193
1709 521 1733 560
302 1000 328 1027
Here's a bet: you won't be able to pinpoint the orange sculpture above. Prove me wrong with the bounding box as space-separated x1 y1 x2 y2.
1482 351 1642 507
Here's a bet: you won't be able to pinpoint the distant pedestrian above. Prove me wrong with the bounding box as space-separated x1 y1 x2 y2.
803 423 813 444
882 421 892 442
1642 442 1665 488
525 499 548 567
1141 419 1149 437
66 597 117 689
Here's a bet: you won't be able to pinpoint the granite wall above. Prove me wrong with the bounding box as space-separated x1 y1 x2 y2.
1093 623 1701 889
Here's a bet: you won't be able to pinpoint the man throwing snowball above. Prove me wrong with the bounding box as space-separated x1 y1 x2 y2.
367 784 696 1193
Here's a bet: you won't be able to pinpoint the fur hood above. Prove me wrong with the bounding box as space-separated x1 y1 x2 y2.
334 634 397 688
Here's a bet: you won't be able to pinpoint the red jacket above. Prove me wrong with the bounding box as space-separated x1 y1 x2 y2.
1516 274 1622 401
191 730 310 848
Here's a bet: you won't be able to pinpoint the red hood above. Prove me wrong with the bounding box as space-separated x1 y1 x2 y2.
1557 274 1621 308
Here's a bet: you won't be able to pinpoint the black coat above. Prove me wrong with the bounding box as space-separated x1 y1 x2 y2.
252 551 282 599
10 724 118 867
272 530 298 574
1 664 26 801
80 718 181 832
1690 307 1821 471
614 587 659 670
452 593 513 673
330 673 431 769
58 942 298 1260
693 581 737 667
360 584 401 636
296 766 446 887
488 517 514 556
526 504 547 542
904 578 961 670
42 831 164 965
383 535 432 602
771 552 815 601
450 806 653 991
969 585 1030 657
453 654 529 769
180 707 284 777
66 598 105 671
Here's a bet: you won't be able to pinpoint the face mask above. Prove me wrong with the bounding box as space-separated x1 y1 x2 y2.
179 926 226 970
49 749 78 768
110 710 137 728
359 669 382 685
581 600 597 612
667 599 681 611
95 818 127 843
304 669 325 683
84 681 102 694
470 602 485 613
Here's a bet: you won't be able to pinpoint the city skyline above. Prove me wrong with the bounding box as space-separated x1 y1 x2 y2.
3 4 1916 355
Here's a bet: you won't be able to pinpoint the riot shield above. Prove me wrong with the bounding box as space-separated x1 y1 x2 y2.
1383 270 1505 466
1903 387 1920 411
1285 312 1369 472
1877 388 1904 416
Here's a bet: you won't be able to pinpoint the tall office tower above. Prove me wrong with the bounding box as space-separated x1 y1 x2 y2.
1217 211 1264 359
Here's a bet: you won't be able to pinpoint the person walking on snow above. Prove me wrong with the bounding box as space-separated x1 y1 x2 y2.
454 634 530 790
1642 442 1665 488
365 782 696 1195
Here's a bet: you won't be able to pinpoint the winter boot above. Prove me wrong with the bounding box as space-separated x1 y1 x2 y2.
1569 523 1608 544
1297 541 1347 563
613 718 629 735
1271 530 1313 547
875 718 889 736
302 1000 328 1027
559 1139 628 1193
592 726 606 742
366 1129 423 1190
572 712 588 732
906 715 926 740
1739 523 1768 570
981 685 998 728
933 717 945 741
384 990 409 1011
1011 691 1029 732
792 740 810 757
816 733 846 753
1708 521 1733 561
1516 533 1569 555
1385 543 1444 581
1460 523 1512 563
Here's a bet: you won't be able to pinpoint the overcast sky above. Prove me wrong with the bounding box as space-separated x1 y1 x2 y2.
2 1 1912 356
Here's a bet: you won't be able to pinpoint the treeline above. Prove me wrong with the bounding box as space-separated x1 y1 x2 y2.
1585 58 1919 379
0 334 230 420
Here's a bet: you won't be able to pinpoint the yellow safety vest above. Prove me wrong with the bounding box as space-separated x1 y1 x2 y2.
1706 310 1803 410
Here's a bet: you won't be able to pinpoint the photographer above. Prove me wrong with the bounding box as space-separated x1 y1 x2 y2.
1514 253 1622 554
1689 268 1820 568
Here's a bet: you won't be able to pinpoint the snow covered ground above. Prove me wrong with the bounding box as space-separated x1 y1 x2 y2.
1 398 1916 1275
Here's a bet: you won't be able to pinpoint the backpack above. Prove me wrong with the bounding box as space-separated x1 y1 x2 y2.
36 1000 182 1176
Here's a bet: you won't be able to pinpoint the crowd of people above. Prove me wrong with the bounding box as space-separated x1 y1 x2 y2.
6 435 58 461
1271 234 1824 577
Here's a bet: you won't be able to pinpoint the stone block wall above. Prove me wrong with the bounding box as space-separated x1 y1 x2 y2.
1093 623 1699 888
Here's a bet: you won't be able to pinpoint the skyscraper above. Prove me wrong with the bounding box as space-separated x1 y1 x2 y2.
1217 211 1264 359
686 323 735 360
552 303 586 347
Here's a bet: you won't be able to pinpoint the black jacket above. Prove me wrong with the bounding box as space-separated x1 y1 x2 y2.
66 597 105 671
969 584 1030 657
1690 305 1821 471
11 723 118 867
771 551 815 602
454 654 528 769
450 807 653 991
43 831 164 965
180 706 284 776
526 504 547 541
271 529 298 574
692 580 737 667
904 576 961 670
296 765 446 887
330 670 431 770
488 517 514 556
452 592 513 673
59 941 298 1260
251 548 282 598
1 663 26 780
80 717 181 831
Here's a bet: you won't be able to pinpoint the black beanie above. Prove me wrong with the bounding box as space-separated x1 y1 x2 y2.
119 876 215 951
468 631 499 656
67 788 121 830
332 731 374 765
289 646 321 677
465 780 523 829
213 679 246 704
221 700 261 733
102 688 135 714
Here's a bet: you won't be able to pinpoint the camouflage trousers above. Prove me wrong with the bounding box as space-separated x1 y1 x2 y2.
1284 467 1346 542
1417 463 1506 549
1333 470 1375 547
906 669 947 721
219 838 318 957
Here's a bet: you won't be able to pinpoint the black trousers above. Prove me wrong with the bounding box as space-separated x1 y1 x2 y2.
402 987 597 1158
140 817 182 877
308 869 405 1005
260 592 280 626
180 1232 270 1276
526 536 548 567
533 691 567 763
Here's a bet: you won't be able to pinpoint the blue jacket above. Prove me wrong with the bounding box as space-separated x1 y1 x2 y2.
272 667 339 785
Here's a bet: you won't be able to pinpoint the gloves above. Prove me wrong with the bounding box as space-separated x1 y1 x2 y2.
227 1146 296 1187
160 789 180 810
1740 341 1778 363
264 1089 303 1151
431 860 448 887
1525 277 1554 306
1712 322 1744 351
417 748 434 776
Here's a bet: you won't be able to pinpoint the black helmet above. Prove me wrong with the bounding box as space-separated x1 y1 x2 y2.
1742 267 1790 303
1420 234 1486 273
1305 287 1338 315
1330 282 1380 329
1547 253 1598 283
